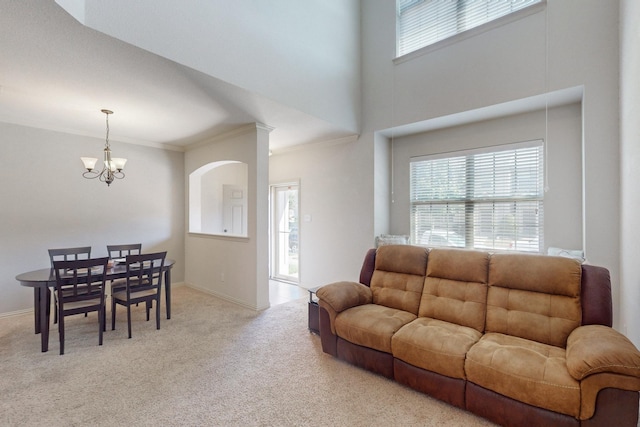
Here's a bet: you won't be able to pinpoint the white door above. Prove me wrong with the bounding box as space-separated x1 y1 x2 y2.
270 183 299 282
222 185 247 235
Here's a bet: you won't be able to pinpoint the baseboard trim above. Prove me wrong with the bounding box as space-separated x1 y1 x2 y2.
183 283 269 311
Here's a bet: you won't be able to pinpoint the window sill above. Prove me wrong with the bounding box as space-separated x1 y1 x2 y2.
188 232 250 242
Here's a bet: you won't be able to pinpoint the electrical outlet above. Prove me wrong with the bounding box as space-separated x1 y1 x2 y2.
220 272 225 282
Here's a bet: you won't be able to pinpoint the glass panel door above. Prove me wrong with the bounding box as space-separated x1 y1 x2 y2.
271 183 299 282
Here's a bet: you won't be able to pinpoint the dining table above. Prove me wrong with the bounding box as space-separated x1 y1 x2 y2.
16 259 175 352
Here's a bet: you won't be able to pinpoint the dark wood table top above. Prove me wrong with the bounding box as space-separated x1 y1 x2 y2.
17 259 175 287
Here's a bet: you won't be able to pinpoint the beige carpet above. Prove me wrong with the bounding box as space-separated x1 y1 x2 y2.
0 286 497 426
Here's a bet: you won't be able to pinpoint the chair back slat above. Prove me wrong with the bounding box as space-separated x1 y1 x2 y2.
48 246 92 268
124 252 166 295
107 244 142 260
53 257 109 301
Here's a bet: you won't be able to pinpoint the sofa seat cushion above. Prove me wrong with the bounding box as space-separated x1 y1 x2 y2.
466 333 580 418
335 304 417 353
392 317 482 379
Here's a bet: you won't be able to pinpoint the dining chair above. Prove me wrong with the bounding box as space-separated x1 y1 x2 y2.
106 243 142 295
111 251 167 339
52 257 109 355
48 246 92 324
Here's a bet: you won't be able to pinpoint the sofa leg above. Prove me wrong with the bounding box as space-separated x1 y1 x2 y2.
319 306 337 357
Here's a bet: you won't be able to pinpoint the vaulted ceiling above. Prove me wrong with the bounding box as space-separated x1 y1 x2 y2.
0 0 360 152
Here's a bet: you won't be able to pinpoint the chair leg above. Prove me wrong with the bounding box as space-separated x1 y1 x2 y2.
155 298 161 330
146 301 151 321
98 307 104 346
59 315 65 355
127 304 132 339
111 298 117 330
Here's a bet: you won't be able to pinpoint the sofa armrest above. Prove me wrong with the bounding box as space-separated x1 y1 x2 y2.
316 281 372 336
316 281 372 313
566 325 640 380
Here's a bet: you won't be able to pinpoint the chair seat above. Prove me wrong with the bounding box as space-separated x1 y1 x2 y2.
113 288 156 300
63 298 103 311
110 278 147 293
60 285 100 297
465 332 580 417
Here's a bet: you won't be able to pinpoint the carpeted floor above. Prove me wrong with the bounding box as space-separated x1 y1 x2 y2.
0 286 498 426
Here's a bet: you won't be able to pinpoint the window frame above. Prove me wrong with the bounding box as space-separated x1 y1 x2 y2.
409 140 545 253
395 0 545 62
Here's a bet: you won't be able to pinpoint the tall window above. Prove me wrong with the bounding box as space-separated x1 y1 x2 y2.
397 0 542 57
410 141 544 252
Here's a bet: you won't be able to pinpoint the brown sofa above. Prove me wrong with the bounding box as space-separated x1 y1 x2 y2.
316 245 640 427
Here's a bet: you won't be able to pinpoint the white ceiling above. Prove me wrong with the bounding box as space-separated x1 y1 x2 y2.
0 0 355 152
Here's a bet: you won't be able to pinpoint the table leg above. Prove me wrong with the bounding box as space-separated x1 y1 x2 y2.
164 269 171 319
33 288 41 334
39 287 50 352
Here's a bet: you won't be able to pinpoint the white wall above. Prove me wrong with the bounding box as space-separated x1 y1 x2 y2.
184 124 270 310
0 122 185 315
620 0 640 344
63 0 361 136
269 138 375 289
361 0 622 328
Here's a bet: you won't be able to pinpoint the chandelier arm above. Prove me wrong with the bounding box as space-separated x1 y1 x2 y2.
82 170 103 179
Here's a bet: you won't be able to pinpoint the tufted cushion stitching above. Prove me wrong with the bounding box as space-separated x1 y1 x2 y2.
487 252 582 346
420 275 488 332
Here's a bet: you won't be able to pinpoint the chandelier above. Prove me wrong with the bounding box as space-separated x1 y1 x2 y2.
81 109 127 186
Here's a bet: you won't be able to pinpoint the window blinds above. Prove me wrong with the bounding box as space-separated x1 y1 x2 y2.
410 141 544 252
397 0 541 57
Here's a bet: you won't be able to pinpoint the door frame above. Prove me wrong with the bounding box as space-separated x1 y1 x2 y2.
269 181 300 283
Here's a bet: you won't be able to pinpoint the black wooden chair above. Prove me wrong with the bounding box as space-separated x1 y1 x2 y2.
106 243 142 295
52 257 109 355
48 246 92 324
111 252 166 338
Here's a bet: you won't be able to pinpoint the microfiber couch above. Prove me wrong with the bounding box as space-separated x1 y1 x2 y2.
316 245 640 427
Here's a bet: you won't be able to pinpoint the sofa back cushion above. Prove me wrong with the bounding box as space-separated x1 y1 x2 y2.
370 245 428 315
418 248 490 332
486 253 582 348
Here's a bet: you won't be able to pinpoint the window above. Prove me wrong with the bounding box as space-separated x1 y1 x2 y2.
397 0 542 57
410 141 544 252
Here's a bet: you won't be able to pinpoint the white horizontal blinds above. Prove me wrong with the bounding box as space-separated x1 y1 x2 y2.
397 0 541 56
410 141 544 252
